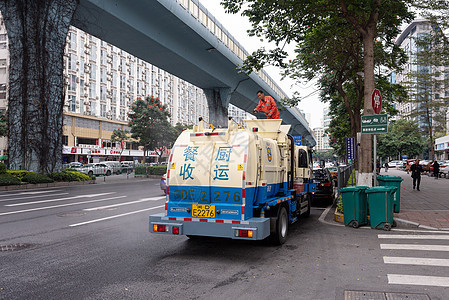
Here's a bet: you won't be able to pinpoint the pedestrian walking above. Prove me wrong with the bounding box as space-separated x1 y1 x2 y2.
385 162 389 172
433 160 440 179
410 159 423 191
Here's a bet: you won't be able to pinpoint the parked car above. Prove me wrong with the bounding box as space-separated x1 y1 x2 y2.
386 160 402 168
312 168 334 205
103 161 122 174
63 162 83 169
326 166 338 184
121 161 134 173
440 164 449 178
160 173 167 195
78 163 112 177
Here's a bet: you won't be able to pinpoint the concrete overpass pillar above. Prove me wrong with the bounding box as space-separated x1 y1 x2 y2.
203 88 231 128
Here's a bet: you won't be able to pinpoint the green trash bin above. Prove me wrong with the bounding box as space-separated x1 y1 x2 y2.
377 176 404 213
340 186 369 228
365 186 397 231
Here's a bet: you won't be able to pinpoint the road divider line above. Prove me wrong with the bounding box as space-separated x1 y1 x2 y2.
0 196 126 216
0 193 69 202
5 192 115 206
380 244 449 251
70 205 165 227
391 228 449 234
0 189 62 197
378 234 449 240
83 197 165 211
384 256 449 267
387 274 449 287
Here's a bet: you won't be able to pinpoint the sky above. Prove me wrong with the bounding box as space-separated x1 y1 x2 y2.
200 1 326 128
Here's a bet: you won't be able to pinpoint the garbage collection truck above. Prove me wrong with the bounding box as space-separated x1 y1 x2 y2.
149 118 316 244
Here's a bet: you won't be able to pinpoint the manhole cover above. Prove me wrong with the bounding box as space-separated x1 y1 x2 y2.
344 291 430 300
0 243 35 252
57 212 86 217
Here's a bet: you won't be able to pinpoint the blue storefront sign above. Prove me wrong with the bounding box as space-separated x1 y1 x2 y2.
293 136 302 146
346 137 355 160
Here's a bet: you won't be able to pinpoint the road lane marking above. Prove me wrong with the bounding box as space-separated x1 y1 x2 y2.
380 244 449 251
384 256 449 267
0 189 63 197
387 274 449 287
70 205 165 227
392 228 449 234
5 193 115 206
378 234 449 240
0 196 126 216
83 197 165 211
0 193 69 202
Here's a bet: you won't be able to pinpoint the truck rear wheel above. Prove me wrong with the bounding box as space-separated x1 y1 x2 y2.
272 206 288 245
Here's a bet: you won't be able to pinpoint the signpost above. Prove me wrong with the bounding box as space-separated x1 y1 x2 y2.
372 88 382 114
346 137 355 160
293 136 302 146
361 114 388 134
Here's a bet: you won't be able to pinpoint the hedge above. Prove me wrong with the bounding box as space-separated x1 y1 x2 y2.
7 170 34 181
0 162 6 174
135 166 167 176
50 169 93 182
21 173 54 184
0 173 21 186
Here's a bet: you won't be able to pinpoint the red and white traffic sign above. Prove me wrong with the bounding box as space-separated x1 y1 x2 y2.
372 88 382 114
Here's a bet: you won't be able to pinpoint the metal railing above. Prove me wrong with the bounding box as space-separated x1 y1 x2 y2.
337 164 355 192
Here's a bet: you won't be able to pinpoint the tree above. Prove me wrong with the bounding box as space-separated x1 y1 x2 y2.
0 0 78 173
377 119 427 159
221 0 413 185
0 111 8 137
128 96 174 163
110 129 129 162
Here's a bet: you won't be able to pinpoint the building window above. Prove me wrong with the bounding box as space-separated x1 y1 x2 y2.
68 74 77 91
0 34 7 41
90 64 96 80
69 32 77 49
90 44 97 60
89 82 96 98
68 95 76 112
100 104 106 117
111 89 117 104
100 68 106 83
100 85 107 101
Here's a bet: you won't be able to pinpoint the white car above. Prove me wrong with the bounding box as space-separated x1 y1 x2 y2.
387 160 402 168
78 163 112 177
440 165 449 177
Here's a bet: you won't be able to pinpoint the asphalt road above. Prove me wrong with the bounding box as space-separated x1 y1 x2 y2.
1 179 448 299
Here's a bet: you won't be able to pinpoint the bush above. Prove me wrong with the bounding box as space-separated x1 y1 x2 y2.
134 166 147 175
0 173 21 186
148 166 167 175
50 169 93 182
337 169 356 214
0 162 6 174
21 173 54 184
7 170 34 181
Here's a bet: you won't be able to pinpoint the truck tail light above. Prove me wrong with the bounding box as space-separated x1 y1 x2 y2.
320 182 331 187
165 201 168 211
153 224 167 232
235 229 253 238
172 226 179 235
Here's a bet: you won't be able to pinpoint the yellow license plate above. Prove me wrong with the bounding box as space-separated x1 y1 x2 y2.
192 204 215 218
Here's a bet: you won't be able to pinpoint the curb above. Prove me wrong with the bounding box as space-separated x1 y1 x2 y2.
0 180 96 192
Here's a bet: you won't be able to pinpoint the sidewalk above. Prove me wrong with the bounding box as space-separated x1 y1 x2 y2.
381 169 449 230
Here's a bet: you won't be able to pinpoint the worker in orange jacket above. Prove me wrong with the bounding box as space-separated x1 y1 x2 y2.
253 90 280 119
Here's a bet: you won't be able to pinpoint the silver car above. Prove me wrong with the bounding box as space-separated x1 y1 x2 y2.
78 163 113 177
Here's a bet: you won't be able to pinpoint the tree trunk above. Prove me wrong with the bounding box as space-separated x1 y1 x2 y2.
357 33 376 186
0 0 78 173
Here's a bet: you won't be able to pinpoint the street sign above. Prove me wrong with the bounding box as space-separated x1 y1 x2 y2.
293 136 302 146
346 137 355 160
372 88 382 114
402 155 409 159
361 114 388 134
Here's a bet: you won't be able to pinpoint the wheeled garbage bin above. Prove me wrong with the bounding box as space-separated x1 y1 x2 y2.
377 176 403 213
365 186 397 231
340 186 369 228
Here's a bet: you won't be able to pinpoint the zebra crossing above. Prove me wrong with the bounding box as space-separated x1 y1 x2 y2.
378 229 449 288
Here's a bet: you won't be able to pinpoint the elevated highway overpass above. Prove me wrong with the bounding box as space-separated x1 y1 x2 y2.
72 0 316 146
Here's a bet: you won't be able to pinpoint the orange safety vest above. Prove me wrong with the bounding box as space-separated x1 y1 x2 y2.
255 96 280 119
